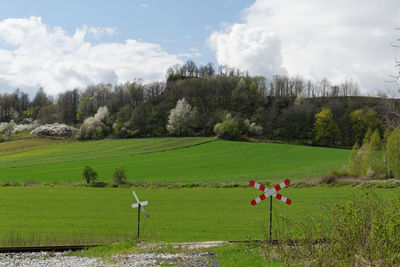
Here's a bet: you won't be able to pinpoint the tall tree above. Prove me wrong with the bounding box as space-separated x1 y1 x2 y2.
32 87 51 108
350 108 380 145
167 98 193 136
313 108 340 145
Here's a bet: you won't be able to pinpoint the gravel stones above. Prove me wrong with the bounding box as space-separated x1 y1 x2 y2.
0 251 217 267
0 252 102 267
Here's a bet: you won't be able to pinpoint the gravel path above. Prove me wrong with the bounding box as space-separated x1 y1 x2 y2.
0 250 218 266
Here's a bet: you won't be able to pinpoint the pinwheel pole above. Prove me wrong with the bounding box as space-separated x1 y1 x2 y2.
132 190 149 239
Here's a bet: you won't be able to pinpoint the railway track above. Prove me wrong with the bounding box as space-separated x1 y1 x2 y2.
0 245 101 253
0 238 328 253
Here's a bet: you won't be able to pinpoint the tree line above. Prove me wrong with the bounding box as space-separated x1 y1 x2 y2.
0 61 399 148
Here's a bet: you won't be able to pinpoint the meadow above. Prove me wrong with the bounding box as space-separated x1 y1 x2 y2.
0 135 384 251
0 187 398 246
0 137 349 183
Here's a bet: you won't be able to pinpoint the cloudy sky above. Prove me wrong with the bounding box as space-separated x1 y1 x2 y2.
0 0 399 96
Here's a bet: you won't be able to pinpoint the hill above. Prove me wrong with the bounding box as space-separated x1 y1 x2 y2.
0 137 349 183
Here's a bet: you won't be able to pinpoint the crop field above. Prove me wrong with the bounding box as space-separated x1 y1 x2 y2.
0 137 372 250
0 187 398 246
0 137 349 183
0 138 60 153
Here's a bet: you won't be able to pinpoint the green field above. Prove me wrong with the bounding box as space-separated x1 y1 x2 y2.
0 137 349 183
0 137 363 248
0 187 398 246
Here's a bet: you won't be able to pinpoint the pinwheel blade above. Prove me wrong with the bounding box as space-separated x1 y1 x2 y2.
141 207 150 218
132 190 140 202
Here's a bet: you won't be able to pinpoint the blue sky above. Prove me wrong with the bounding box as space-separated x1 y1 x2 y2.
0 0 399 96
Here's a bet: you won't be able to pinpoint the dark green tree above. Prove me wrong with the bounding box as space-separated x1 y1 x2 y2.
82 165 98 184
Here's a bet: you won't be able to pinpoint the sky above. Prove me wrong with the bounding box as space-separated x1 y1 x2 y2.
0 0 399 96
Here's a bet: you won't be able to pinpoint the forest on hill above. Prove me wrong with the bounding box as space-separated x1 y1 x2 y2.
0 61 399 148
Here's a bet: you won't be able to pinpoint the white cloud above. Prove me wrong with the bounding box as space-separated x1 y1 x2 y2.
0 17 182 95
209 24 287 76
86 26 116 39
208 0 400 93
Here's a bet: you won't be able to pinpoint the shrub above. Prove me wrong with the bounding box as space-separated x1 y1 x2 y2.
348 143 363 175
214 114 262 140
114 166 127 184
320 174 337 184
318 194 400 266
14 120 38 134
1 180 20 187
387 125 400 178
77 106 110 140
262 193 400 266
214 114 242 140
361 129 384 177
348 129 386 178
30 123 77 136
82 166 98 184
89 181 108 188
248 122 263 136
215 118 241 140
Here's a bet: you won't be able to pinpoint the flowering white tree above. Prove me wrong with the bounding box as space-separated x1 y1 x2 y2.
0 120 15 140
78 106 109 139
167 98 193 136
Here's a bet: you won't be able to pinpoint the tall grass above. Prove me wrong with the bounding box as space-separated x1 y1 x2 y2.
262 193 400 266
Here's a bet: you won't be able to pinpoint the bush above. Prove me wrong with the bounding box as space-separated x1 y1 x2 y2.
262 193 400 266
217 119 241 140
348 143 363 175
214 114 242 140
30 123 77 136
319 194 400 266
320 174 337 184
114 166 127 184
77 106 110 140
89 181 108 188
348 129 386 178
14 120 38 134
214 114 262 140
387 125 400 178
248 122 263 136
82 166 98 184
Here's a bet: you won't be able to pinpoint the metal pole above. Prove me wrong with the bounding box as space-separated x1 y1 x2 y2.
138 203 141 239
269 196 272 243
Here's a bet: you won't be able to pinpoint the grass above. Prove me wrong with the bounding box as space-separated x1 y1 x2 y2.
0 138 60 153
211 243 272 267
0 137 349 183
0 187 398 247
70 241 138 259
